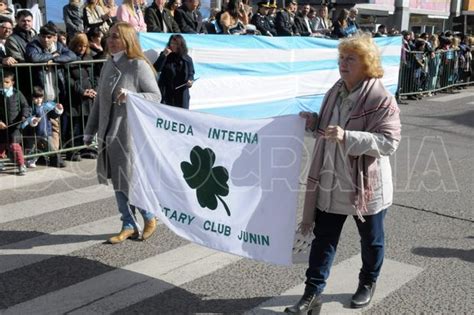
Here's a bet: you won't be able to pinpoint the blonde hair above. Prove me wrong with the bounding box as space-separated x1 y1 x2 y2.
452 37 460 49
85 0 98 9
122 0 138 18
111 22 155 73
428 34 439 49
338 32 384 79
69 33 91 55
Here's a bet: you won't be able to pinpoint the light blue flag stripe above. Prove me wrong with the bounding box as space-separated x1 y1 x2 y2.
198 84 398 119
139 34 401 118
140 33 401 51
194 56 402 78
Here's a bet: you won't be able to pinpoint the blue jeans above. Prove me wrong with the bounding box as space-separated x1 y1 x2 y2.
114 191 155 230
305 208 387 295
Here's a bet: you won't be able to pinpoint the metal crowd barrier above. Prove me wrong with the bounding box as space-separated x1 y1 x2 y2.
0 59 105 165
397 49 473 97
1 49 473 165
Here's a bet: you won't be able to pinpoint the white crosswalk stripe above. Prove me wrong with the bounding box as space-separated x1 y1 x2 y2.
0 215 120 273
2 244 241 315
0 168 77 191
0 184 114 224
247 255 424 314
0 171 425 314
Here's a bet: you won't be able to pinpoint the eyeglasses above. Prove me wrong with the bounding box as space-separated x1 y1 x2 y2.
0 26 12 32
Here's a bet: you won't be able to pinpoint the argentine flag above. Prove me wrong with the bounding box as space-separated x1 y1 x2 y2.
140 34 402 119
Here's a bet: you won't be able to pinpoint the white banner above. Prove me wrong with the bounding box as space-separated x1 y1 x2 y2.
127 94 305 265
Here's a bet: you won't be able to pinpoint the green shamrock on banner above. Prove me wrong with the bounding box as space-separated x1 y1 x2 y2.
180 146 231 216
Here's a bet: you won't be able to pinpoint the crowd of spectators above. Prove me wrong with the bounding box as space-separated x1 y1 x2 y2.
400 30 473 99
0 0 472 176
0 9 104 174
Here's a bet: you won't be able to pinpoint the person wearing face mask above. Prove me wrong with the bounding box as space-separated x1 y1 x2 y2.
0 71 30 175
63 0 84 39
154 34 194 109
25 23 77 166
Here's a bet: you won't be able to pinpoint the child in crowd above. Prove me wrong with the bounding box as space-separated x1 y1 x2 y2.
28 86 66 168
0 71 30 175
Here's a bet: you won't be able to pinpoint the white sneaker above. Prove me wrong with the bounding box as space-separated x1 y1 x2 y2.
18 165 27 176
26 160 37 168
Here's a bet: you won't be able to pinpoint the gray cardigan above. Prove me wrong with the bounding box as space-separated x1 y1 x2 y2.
85 54 161 195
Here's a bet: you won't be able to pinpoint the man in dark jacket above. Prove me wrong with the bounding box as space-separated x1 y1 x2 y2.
5 10 36 63
25 23 77 166
275 0 298 36
4 10 36 100
251 1 276 36
294 4 312 36
145 0 180 33
0 19 15 66
174 0 207 34
26 24 77 105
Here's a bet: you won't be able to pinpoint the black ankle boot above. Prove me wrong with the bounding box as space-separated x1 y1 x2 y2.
351 282 376 308
284 290 322 314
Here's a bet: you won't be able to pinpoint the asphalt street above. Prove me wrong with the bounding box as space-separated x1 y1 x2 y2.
0 87 472 314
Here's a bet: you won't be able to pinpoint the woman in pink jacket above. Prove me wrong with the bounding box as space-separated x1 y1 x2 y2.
116 0 147 32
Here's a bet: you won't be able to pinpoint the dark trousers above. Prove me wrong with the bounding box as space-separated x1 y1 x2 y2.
305 208 387 295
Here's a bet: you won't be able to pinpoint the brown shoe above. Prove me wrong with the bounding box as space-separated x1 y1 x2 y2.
107 229 139 244
142 218 157 240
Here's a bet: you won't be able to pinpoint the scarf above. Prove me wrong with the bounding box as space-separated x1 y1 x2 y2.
302 78 401 224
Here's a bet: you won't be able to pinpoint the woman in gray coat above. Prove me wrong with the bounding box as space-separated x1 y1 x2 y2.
84 22 161 244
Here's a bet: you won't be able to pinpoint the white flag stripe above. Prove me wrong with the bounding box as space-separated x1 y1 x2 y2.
192 66 400 109
0 184 114 224
247 255 424 314
187 46 402 64
141 34 401 118
0 168 76 191
0 215 122 273
3 244 241 315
